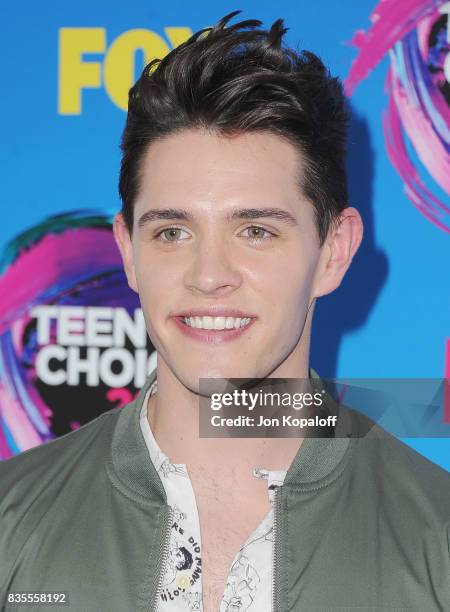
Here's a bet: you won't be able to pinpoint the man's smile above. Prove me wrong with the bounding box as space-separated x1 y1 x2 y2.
182 315 252 330
171 311 257 344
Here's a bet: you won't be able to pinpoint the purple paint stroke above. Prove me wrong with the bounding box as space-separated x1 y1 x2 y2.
383 69 450 233
346 0 450 233
405 25 450 142
0 420 10 458
391 59 450 195
0 381 42 453
346 0 443 96
0 222 131 459
0 228 123 336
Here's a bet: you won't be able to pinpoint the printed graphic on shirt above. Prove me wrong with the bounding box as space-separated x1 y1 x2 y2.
222 554 260 611
182 591 202 611
241 524 274 549
160 458 189 479
172 504 187 522
158 501 202 605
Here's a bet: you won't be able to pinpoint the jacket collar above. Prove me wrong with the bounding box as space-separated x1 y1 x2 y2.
107 366 166 504
108 367 353 502
284 367 353 487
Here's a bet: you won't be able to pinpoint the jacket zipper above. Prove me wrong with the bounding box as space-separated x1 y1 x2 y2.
150 505 174 612
272 485 281 612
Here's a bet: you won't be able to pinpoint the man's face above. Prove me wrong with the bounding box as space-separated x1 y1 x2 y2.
117 129 327 391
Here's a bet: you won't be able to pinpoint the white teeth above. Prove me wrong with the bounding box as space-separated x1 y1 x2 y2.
214 317 226 330
225 317 235 329
203 316 213 329
183 316 252 330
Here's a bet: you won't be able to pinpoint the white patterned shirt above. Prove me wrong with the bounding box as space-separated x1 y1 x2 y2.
139 379 288 612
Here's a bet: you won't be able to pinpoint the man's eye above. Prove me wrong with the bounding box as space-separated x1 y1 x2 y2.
241 226 275 241
154 226 274 243
155 227 190 242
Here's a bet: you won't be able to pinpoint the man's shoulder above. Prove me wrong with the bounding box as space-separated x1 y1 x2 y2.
0 405 122 496
0 402 137 586
345 405 450 518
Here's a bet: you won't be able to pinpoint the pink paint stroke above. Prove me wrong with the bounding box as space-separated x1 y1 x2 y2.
0 228 122 336
346 0 442 95
391 71 450 193
383 69 450 233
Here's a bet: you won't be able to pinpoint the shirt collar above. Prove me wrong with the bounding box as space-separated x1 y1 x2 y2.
139 387 169 474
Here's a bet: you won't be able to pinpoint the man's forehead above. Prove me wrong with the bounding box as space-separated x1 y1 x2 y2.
139 128 305 193
134 131 311 221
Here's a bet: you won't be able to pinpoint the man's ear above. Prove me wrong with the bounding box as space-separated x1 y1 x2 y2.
312 206 363 298
113 213 138 293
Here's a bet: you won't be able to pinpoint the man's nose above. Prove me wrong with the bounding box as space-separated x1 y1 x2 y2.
183 235 243 296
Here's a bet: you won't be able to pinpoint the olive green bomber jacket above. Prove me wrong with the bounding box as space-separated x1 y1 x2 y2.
1 368 450 611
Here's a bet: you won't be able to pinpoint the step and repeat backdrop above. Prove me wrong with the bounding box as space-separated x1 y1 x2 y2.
1 1 449 467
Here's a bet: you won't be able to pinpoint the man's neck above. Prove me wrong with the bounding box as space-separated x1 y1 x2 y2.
146 360 310 476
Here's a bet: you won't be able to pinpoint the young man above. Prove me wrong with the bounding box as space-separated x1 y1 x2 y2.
1 10 449 612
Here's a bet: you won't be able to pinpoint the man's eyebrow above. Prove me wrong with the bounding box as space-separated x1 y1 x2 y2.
137 208 193 228
136 207 298 228
230 208 298 226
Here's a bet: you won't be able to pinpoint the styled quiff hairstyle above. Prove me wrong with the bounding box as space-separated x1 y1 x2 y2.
119 10 349 245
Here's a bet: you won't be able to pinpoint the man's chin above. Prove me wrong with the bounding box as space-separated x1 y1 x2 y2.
178 362 262 393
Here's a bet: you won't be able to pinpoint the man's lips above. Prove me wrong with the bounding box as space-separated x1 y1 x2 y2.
171 314 256 344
